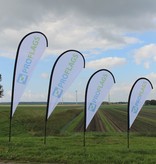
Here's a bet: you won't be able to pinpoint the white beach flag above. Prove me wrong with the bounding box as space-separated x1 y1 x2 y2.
11 31 48 117
85 69 115 129
46 50 85 119
128 78 153 128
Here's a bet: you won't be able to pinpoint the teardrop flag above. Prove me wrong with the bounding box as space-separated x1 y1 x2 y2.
85 69 116 130
9 31 48 142
11 31 48 117
127 77 153 148
128 78 153 128
44 50 85 144
46 50 85 119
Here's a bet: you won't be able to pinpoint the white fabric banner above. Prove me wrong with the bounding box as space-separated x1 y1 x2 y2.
12 32 48 116
85 69 115 129
47 50 85 119
129 78 153 128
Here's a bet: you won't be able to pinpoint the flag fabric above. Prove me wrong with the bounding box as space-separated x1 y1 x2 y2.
46 50 85 119
85 69 115 129
128 78 153 128
11 31 48 117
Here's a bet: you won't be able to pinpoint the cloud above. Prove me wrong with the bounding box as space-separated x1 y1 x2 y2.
86 57 126 69
1 0 156 59
0 17 140 59
144 62 150 69
110 83 131 102
146 72 156 84
145 72 156 99
1 0 156 31
22 90 47 102
0 90 11 102
41 73 49 79
134 44 156 68
1 0 156 103
1 89 47 102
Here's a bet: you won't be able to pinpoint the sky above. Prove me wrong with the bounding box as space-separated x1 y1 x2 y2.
1 0 156 103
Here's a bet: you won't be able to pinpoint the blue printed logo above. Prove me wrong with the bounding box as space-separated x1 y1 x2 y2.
52 87 63 98
17 74 28 84
131 106 138 114
88 103 96 112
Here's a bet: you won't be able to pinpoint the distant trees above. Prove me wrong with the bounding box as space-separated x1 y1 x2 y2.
145 100 156 105
0 74 4 98
150 100 156 105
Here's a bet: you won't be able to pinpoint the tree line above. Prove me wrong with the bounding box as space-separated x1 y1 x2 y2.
0 74 4 98
145 100 156 105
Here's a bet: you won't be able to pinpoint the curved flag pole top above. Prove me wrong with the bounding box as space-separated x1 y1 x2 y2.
9 31 48 142
44 49 85 144
11 31 48 117
84 69 116 146
46 49 85 120
127 77 153 148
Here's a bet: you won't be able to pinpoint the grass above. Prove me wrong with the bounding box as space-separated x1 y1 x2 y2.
0 133 156 163
0 104 155 163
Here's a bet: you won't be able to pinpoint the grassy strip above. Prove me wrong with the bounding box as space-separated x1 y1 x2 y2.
0 133 155 163
61 111 84 133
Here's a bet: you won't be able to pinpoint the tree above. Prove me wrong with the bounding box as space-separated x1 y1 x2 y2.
145 100 151 105
0 74 4 98
150 99 156 105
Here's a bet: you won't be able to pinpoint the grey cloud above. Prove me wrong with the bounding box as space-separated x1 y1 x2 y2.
0 0 156 57
1 0 156 30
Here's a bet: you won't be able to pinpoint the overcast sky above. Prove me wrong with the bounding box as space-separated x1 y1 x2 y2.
1 0 156 102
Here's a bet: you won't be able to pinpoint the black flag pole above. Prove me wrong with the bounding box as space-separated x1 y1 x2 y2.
44 118 48 144
127 128 130 148
9 116 12 142
9 37 19 142
127 94 130 148
9 32 48 143
84 69 116 147
83 71 89 147
44 70 53 144
9 89 13 142
127 107 130 148
84 100 86 147
45 50 86 145
127 80 132 149
127 77 153 148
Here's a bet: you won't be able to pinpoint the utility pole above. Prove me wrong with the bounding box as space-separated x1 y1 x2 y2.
62 96 64 104
75 90 77 104
108 92 110 104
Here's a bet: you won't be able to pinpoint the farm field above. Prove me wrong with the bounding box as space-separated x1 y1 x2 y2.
0 104 155 163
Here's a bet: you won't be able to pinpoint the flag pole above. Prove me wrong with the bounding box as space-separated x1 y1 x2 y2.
44 118 47 144
9 117 12 142
83 105 86 147
127 98 130 148
9 48 17 142
127 128 130 148
84 82 87 147
44 63 53 144
9 88 13 142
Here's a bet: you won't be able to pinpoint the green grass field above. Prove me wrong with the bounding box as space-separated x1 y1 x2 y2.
0 104 155 163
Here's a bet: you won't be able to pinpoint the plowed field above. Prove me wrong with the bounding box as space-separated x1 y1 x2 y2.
0 104 155 136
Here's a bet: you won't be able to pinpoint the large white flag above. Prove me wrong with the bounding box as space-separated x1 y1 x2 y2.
85 69 115 129
11 31 48 117
46 50 85 119
128 78 153 128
